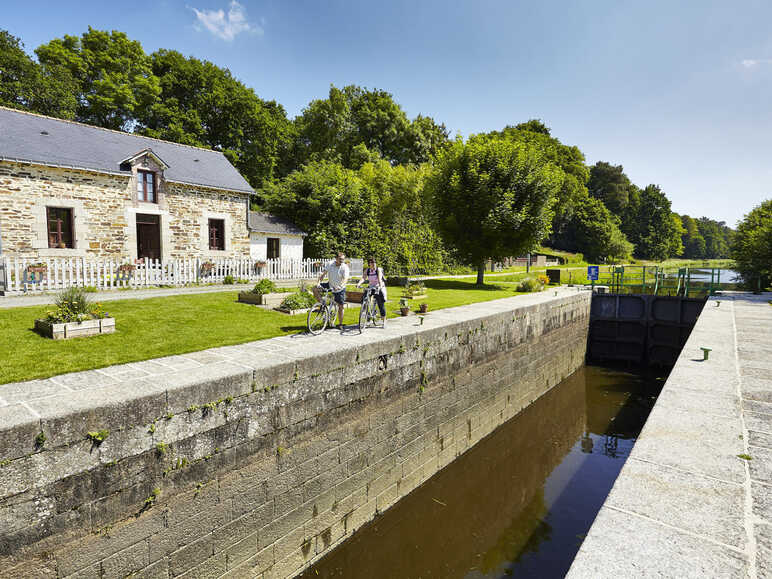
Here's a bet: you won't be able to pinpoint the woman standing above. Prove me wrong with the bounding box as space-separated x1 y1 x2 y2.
357 256 388 325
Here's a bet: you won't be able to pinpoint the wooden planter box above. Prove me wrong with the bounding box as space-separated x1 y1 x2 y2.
238 292 286 307
35 317 116 340
345 290 364 303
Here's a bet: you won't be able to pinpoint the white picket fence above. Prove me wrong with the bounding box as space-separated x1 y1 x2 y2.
0 256 329 294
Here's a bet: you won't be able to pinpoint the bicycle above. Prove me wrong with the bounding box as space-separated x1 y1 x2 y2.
307 287 338 335
358 286 386 332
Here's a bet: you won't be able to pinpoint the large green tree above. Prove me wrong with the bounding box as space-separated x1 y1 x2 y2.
138 49 293 188
696 217 733 259
587 161 636 215
292 85 449 169
0 29 77 118
732 199 772 289
680 214 707 259
552 194 633 262
622 184 682 260
35 27 160 130
426 138 563 284
482 121 590 240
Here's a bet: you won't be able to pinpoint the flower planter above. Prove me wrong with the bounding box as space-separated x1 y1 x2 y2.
399 307 410 316
419 303 429 314
238 292 286 307
35 317 116 340
403 294 428 300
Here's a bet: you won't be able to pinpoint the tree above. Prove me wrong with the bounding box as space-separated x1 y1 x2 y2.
35 27 160 130
0 29 77 118
587 162 635 215
292 85 449 170
696 217 732 258
621 185 681 261
138 49 293 188
732 199 772 290
680 214 706 259
426 138 563 284
552 193 633 262
481 121 590 240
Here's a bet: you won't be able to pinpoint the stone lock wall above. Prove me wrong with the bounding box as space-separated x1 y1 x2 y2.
0 160 250 260
0 291 590 578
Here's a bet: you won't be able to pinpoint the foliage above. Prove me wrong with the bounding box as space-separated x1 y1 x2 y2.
0 30 78 118
587 161 636 215
46 287 108 323
251 279 277 296
551 194 633 262
86 429 110 444
262 159 447 275
482 121 590 240
36 27 160 130
402 281 426 297
732 199 772 289
696 216 734 259
291 84 449 169
537 274 550 285
223 275 235 285
138 49 293 187
621 185 682 261
516 277 544 292
279 290 316 311
426 137 563 284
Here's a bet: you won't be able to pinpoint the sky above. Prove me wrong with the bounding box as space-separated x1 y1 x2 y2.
3 0 771 226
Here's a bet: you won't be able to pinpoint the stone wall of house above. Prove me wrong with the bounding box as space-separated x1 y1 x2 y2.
0 291 590 578
0 161 250 260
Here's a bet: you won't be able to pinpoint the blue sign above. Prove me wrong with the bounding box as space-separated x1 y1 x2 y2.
587 266 599 281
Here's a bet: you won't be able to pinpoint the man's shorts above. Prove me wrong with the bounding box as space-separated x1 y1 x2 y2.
320 282 346 305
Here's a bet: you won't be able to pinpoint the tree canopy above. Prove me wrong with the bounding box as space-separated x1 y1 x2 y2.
732 199 772 289
426 138 563 284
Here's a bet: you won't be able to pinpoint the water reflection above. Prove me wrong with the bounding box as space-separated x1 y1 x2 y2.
300 366 663 579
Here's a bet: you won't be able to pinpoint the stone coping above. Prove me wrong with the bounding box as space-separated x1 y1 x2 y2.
0 287 587 467
567 292 772 578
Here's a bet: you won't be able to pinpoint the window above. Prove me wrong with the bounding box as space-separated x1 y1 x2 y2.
208 219 225 250
137 170 156 203
47 207 74 248
267 237 280 259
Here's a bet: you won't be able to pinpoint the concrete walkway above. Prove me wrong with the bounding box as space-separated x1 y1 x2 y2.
568 292 772 578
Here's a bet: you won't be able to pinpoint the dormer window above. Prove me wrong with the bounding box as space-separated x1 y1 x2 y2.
137 170 156 203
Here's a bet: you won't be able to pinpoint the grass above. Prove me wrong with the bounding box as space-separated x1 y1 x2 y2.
0 279 532 385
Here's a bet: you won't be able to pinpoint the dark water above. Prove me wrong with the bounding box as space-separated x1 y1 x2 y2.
299 365 664 579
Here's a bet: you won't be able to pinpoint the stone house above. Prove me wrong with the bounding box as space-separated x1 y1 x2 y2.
0 106 266 262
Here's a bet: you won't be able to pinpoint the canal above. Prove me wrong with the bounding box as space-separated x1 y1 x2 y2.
299 365 665 579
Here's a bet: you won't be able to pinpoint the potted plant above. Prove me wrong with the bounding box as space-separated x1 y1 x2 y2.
419 302 429 314
238 278 279 305
35 287 115 340
402 281 428 300
27 262 48 274
399 298 410 316
200 260 215 277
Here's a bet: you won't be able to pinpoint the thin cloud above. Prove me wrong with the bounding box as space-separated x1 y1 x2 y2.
741 58 772 68
190 1 262 41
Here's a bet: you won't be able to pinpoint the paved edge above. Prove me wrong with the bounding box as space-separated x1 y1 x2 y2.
567 292 772 579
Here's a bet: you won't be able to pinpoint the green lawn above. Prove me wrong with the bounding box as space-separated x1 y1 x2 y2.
0 279 528 385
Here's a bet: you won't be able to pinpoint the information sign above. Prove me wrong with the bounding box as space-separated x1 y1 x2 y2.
587 266 599 281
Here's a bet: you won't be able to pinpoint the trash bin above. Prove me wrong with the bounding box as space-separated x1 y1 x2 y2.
546 269 561 284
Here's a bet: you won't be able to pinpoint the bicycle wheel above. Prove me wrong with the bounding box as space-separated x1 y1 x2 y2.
358 297 369 333
307 303 328 335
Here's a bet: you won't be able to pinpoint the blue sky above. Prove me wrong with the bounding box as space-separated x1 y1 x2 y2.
4 0 771 226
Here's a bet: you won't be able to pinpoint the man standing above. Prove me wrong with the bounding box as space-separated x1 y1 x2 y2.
316 252 350 329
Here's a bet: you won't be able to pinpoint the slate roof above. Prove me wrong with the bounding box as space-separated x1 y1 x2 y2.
0 106 253 194
248 212 305 236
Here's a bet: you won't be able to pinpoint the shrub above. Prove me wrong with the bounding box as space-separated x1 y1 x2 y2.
516 277 544 293
279 290 316 311
223 275 235 285
251 279 278 296
732 199 772 290
402 281 426 297
537 274 550 285
45 287 109 323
